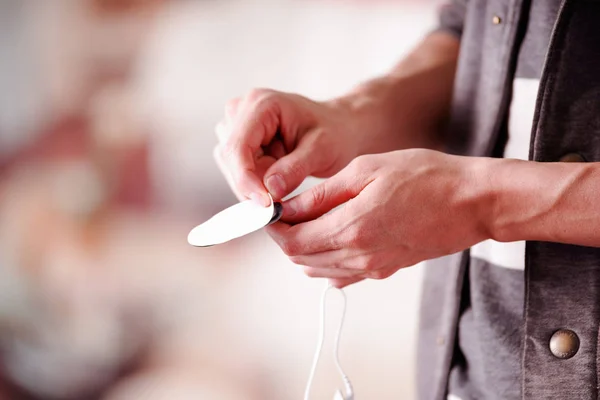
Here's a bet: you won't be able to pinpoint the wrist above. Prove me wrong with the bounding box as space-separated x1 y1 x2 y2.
468 157 524 244
328 75 445 156
476 157 558 244
457 156 498 243
481 158 600 245
326 76 398 156
327 34 459 156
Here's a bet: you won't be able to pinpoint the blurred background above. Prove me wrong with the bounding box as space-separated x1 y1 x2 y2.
0 0 438 399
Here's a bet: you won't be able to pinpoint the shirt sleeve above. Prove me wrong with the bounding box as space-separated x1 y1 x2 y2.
436 0 468 38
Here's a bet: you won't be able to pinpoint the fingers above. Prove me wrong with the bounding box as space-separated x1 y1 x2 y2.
329 277 364 289
266 219 344 255
214 143 276 201
255 155 277 185
304 264 395 284
280 161 371 223
264 138 286 160
269 207 399 287
216 96 243 145
215 121 229 144
223 90 283 206
213 146 245 202
266 175 368 255
224 97 241 123
302 266 363 279
262 132 324 200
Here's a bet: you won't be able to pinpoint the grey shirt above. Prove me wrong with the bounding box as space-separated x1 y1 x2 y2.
447 2 560 399
418 0 600 398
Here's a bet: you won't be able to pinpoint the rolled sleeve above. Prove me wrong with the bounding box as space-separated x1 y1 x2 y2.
436 0 468 38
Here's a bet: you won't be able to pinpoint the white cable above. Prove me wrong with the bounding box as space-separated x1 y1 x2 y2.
304 283 354 400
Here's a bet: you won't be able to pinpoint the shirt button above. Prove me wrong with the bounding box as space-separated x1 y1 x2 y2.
436 336 445 346
559 153 586 162
549 329 580 359
492 15 502 25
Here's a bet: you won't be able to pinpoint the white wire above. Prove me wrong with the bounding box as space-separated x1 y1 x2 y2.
304 283 354 400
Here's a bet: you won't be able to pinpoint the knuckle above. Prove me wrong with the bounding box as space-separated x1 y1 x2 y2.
345 225 365 247
332 263 346 271
288 255 305 266
363 256 379 272
222 141 237 160
348 154 377 176
368 269 389 280
279 240 291 256
303 267 320 278
247 88 275 104
246 88 265 101
243 90 281 136
280 239 301 257
329 279 344 289
308 184 327 209
224 97 241 117
371 271 386 280
349 155 367 171
285 160 307 183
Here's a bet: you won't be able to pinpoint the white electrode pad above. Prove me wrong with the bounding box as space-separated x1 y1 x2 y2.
187 195 282 247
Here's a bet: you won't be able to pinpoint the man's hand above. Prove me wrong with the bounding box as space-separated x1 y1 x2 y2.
214 89 363 206
267 149 491 288
214 32 460 206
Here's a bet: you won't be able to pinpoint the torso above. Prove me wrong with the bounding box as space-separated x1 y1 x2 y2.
447 2 561 398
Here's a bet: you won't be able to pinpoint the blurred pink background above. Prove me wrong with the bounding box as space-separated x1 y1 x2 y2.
0 1 438 399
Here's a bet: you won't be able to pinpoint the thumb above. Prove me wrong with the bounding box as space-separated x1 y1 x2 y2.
279 165 366 224
263 133 326 200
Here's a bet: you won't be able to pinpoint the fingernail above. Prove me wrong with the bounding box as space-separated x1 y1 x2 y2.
265 174 285 199
249 192 269 207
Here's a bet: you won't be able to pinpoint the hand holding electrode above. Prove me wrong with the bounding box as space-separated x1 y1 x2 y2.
212 76 495 288
213 88 364 206
210 34 471 289
267 149 491 288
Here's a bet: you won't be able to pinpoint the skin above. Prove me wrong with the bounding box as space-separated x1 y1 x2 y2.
215 31 600 288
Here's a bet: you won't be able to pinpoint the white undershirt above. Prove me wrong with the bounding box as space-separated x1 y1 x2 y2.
470 78 540 271
448 78 540 400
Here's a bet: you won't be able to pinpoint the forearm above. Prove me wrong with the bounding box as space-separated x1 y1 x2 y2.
329 31 460 155
478 158 600 246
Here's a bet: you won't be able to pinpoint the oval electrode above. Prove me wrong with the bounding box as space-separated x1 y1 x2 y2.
187 194 282 247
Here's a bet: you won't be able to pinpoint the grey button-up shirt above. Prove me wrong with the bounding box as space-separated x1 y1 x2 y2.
418 0 600 399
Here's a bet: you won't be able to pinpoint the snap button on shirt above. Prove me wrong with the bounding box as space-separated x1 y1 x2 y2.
549 329 580 359
559 153 585 163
